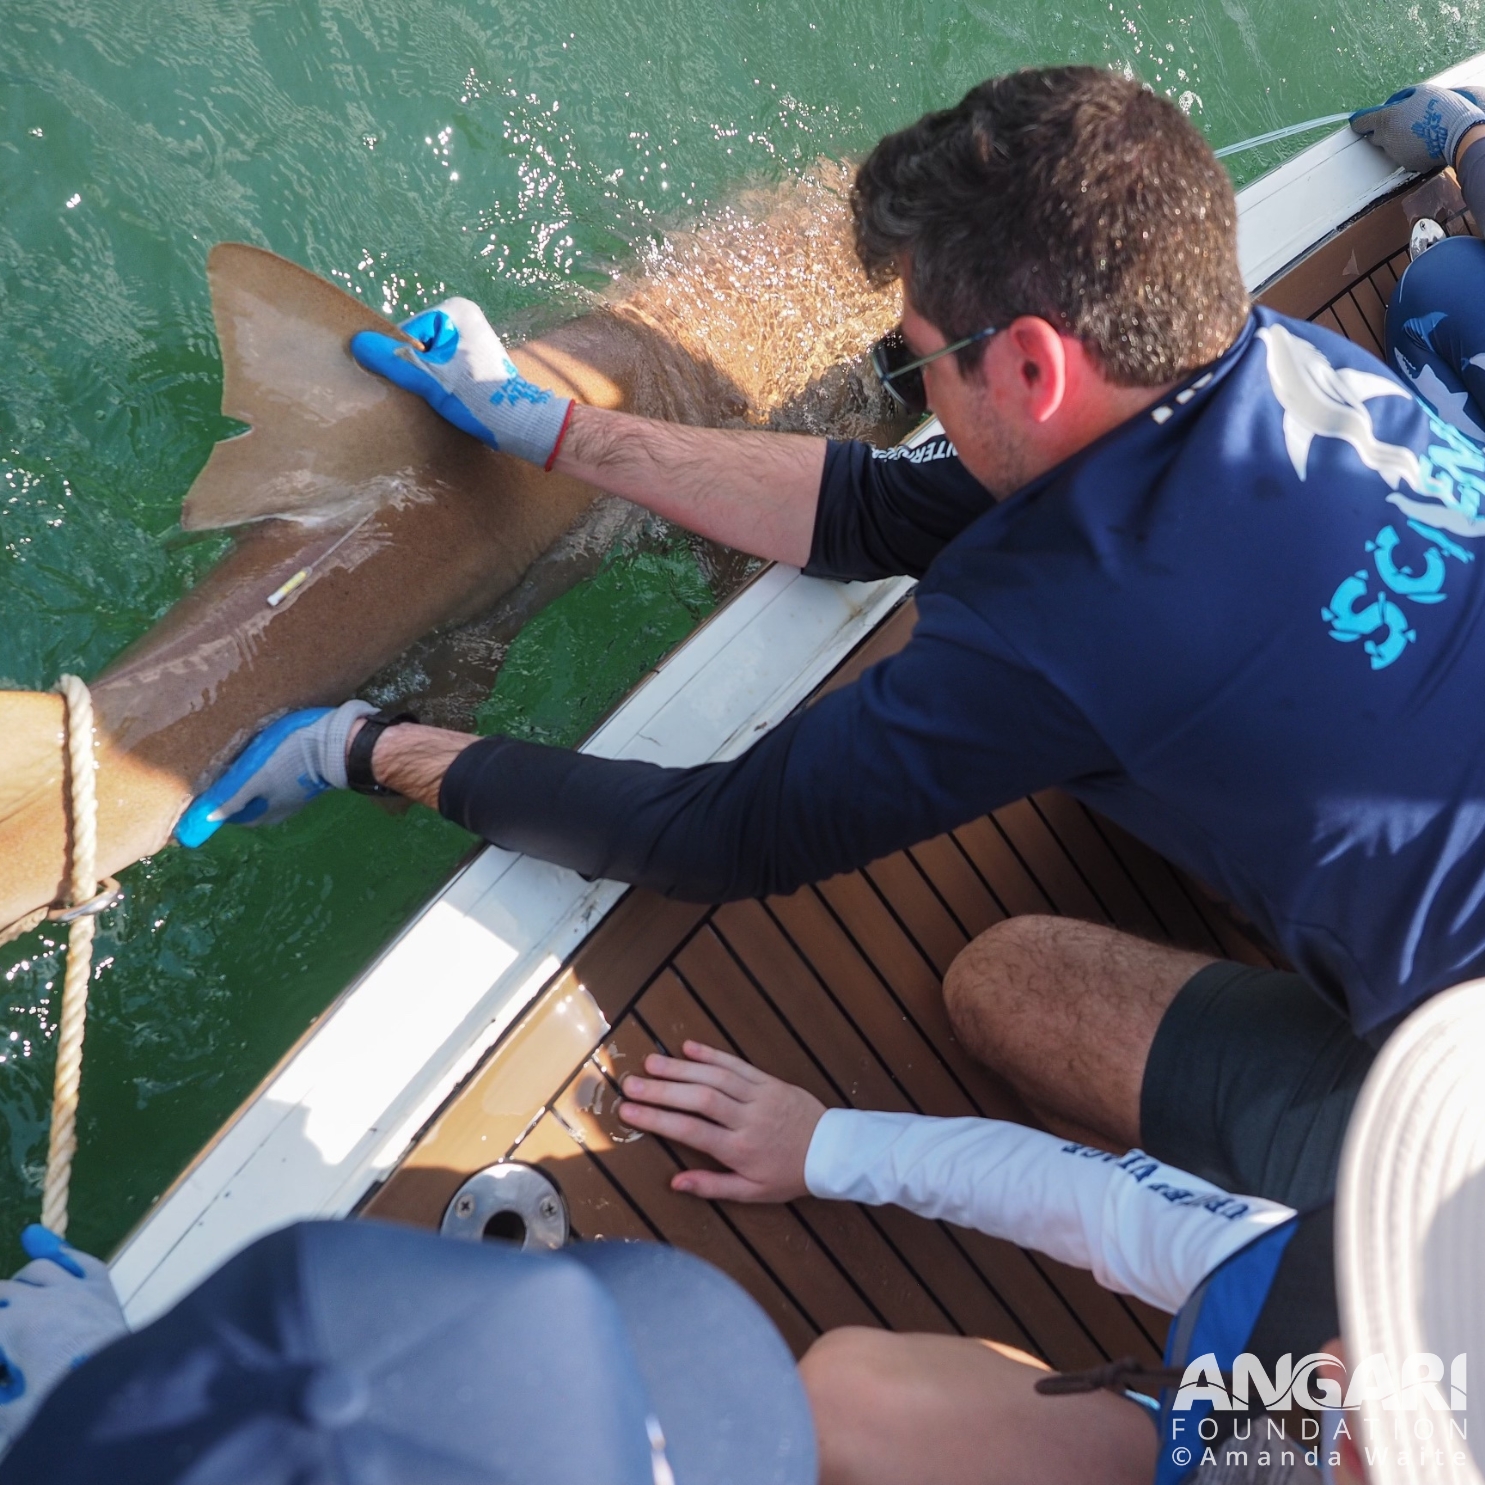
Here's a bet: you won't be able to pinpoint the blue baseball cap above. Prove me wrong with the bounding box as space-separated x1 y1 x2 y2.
0 1220 815 1484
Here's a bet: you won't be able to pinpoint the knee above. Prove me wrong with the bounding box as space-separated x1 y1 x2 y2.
1389 235 1485 347
799 1329 910 1474
942 915 1062 1035
801 1327 906 1416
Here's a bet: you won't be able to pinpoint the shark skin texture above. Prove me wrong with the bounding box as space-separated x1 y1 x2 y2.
0 245 743 930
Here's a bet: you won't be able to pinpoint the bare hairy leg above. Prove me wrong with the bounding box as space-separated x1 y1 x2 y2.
800 1328 1157 1485
942 916 1219 1150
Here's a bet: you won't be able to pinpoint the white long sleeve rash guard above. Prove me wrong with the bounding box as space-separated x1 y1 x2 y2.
803 1110 1297 1316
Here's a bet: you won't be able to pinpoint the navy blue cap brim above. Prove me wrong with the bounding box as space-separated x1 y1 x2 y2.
0 1221 813 1485
563 1242 816 1485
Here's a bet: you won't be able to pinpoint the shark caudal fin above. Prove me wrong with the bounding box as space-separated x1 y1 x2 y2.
180 244 447 531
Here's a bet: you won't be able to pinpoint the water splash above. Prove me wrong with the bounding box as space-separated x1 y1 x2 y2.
609 161 903 441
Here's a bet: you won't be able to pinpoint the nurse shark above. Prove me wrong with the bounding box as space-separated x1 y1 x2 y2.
0 175 897 932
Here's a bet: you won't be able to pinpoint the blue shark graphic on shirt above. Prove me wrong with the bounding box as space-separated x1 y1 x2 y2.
1258 321 1485 669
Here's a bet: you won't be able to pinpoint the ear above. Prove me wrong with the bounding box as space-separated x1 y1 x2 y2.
1002 317 1071 423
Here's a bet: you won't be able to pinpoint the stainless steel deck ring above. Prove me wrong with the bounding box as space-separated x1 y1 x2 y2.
439 1161 570 1249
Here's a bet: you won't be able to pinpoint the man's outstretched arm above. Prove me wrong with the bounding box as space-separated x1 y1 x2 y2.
348 291 1000 583
551 405 823 568
384 598 1116 899
364 722 476 811
177 595 1115 898
349 295 825 568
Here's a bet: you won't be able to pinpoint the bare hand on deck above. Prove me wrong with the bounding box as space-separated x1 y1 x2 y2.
618 1041 825 1203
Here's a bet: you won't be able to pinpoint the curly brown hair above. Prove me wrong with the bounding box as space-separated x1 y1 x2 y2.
851 67 1249 387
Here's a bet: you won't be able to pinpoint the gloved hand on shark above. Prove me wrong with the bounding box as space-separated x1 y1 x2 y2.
177 298 578 846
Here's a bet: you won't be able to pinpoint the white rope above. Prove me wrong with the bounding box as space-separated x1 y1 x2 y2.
40 675 101 1237
1214 112 1356 159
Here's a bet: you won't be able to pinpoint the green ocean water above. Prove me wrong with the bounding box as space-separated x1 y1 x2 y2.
2 0 1484 1266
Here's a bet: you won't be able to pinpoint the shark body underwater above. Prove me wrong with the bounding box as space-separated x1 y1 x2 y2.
0 177 898 932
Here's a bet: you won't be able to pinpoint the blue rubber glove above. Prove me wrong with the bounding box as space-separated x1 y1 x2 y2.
351 298 574 469
0 1226 127 1457
175 699 376 848
1351 84 1485 173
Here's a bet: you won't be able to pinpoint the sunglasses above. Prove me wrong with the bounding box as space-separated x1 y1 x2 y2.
870 325 998 418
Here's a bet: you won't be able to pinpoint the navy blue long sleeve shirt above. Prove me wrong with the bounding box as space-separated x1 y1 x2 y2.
442 309 1485 1036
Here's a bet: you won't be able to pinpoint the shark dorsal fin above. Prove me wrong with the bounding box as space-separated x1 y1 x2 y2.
181 244 450 530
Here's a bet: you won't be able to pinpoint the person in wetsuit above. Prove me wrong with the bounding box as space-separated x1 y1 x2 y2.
187 65 1485 1218
1352 82 1485 439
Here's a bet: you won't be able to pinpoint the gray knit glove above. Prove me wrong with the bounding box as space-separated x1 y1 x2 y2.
350 299 574 469
1351 84 1485 172
175 699 377 847
0 1227 127 1459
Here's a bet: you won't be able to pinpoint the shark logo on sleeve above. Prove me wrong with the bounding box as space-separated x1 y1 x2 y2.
1259 322 1485 670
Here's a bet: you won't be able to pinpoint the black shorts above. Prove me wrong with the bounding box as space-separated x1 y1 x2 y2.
1138 962 1376 1209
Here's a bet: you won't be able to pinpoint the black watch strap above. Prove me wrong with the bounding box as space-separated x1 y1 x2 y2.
346 709 419 796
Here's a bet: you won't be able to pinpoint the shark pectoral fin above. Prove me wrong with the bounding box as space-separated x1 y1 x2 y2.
179 244 457 531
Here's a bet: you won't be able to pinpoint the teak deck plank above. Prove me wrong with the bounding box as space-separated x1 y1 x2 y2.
513 1113 660 1244
988 797 1114 923
857 853 971 977
1313 305 1349 340
807 872 1026 1122
569 891 710 1024
669 929 975 1334
1349 273 1391 352
905 833 1006 941
949 815 1059 917
673 925 862 1108
1024 794 1168 943
1328 289 1381 356
761 888 976 1119
1023 1251 1169 1362
711 900 916 1114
